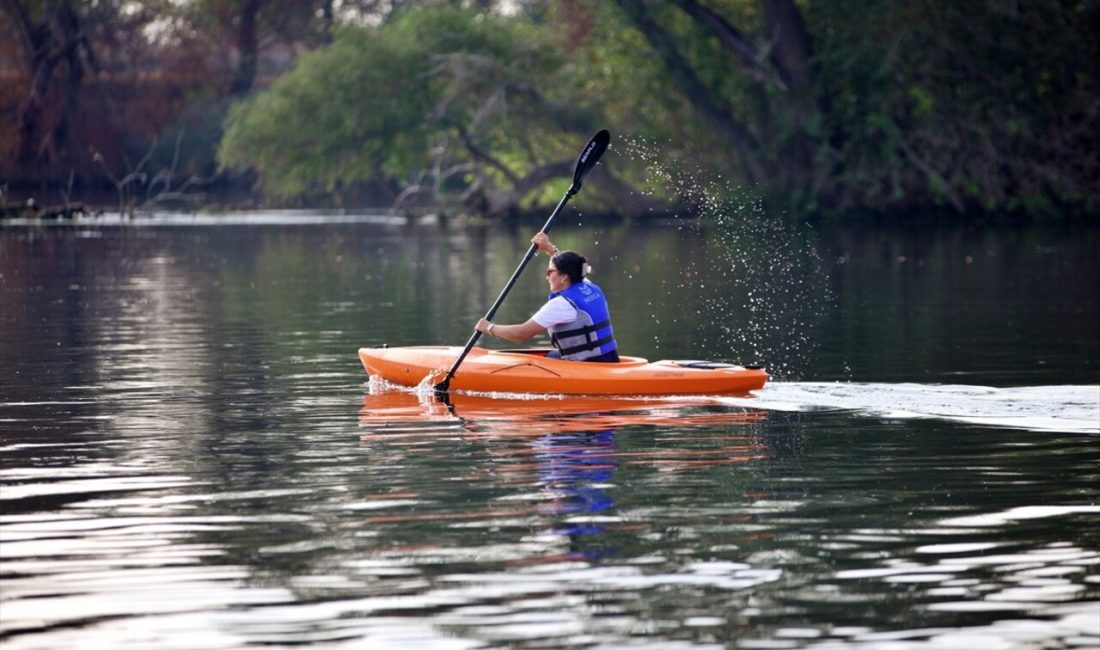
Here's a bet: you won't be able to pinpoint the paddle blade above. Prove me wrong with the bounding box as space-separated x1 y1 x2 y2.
570 129 610 193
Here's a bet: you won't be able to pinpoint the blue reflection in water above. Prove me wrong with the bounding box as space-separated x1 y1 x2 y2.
532 428 619 553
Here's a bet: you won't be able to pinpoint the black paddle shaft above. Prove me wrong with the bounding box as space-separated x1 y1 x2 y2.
435 130 610 393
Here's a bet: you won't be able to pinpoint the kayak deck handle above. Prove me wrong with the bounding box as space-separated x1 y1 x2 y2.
674 360 742 370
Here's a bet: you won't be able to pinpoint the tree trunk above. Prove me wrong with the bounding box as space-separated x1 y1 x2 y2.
320 0 334 43
229 0 263 96
53 1 85 164
760 0 830 193
3 0 87 170
760 0 814 94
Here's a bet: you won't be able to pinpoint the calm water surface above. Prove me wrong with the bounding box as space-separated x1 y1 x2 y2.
1 214 1097 649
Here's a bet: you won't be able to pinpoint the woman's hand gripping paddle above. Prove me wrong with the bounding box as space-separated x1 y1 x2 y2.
433 129 611 395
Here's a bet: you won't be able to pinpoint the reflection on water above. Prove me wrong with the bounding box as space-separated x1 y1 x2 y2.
357 388 771 568
1 219 1098 648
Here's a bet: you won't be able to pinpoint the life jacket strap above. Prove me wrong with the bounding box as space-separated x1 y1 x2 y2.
549 319 611 344
554 334 617 356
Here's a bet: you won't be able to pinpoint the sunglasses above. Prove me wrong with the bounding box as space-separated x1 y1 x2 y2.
546 268 559 277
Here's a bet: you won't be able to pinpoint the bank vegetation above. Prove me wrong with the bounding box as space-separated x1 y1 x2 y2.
2 0 1097 219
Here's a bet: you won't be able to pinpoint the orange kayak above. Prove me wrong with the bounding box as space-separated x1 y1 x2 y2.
357 346 768 396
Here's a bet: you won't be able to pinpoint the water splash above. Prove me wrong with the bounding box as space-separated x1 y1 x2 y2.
619 136 832 379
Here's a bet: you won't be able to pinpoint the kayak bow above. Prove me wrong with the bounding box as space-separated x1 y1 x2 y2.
359 346 767 396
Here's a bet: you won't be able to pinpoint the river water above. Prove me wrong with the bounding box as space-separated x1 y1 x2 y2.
1 212 1097 649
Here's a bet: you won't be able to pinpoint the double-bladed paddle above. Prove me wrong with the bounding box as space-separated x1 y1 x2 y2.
434 129 611 394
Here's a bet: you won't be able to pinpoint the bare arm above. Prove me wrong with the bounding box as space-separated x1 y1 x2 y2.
475 317 545 342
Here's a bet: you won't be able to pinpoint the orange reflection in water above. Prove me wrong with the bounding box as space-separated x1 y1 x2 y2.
357 388 770 472
356 388 774 560
358 389 767 436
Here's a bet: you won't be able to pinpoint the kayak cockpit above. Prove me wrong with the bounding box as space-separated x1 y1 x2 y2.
489 348 650 366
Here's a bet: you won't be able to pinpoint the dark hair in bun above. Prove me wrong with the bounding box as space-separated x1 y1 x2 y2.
551 250 587 284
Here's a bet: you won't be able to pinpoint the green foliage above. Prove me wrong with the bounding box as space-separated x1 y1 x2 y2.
807 0 1099 216
219 5 594 205
217 0 1098 218
219 25 426 196
6 0 1096 218
590 0 1098 217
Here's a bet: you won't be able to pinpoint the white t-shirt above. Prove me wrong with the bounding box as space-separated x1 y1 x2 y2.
531 296 578 329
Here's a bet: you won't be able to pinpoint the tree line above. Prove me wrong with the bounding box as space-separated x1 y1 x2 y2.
3 0 1097 218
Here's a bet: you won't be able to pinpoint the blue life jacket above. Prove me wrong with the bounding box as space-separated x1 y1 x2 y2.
548 281 618 361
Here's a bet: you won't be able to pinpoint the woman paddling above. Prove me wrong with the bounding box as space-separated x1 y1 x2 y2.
475 233 620 362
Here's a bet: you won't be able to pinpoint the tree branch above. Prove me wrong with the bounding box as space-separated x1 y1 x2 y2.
1 0 36 67
667 0 787 90
613 0 764 181
453 124 520 185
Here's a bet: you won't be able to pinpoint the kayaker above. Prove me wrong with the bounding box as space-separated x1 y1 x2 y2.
475 232 620 362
